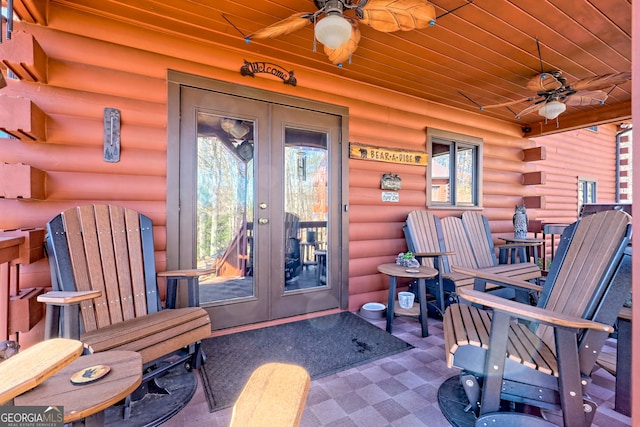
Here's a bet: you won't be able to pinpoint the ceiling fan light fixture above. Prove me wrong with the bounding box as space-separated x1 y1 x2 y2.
315 14 352 49
538 100 566 120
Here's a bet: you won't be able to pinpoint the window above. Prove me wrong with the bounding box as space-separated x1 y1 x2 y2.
427 128 482 208
578 177 597 214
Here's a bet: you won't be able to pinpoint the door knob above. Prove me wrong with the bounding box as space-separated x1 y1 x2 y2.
258 218 269 224
259 203 267 209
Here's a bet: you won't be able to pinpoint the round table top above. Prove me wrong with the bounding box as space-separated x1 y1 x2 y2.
499 237 544 244
0 338 83 404
15 350 142 422
377 263 438 279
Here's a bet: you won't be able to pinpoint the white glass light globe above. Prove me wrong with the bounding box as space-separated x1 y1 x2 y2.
538 100 566 120
315 14 352 49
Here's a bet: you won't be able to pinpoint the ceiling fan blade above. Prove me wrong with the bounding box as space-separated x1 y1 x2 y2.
516 102 545 118
525 72 563 92
250 12 312 39
564 90 608 106
570 72 631 91
481 97 538 109
324 19 361 64
360 0 436 32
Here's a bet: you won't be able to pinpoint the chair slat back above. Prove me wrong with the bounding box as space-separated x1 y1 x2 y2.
461 211 498 268
537 209 631 346
285 212 300 240
406 211 445 269
47 205 158 333
441 216 479 270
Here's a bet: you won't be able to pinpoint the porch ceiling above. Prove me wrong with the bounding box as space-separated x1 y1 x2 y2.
48 0 631 136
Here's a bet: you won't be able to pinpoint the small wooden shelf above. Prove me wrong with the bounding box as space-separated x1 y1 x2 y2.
14 1 48 25
0 31 48 83
521 146 546 162
523 196 546 209
10 287 45 335
522 171 546 186
394 301 420 317
0 97 47 141
0 163 46 200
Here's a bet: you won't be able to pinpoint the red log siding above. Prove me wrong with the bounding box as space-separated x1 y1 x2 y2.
0 3 619 323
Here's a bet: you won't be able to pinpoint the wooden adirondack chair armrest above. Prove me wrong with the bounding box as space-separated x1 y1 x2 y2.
496 242 542 249
619 306 632 321
457 288 613 333
451 265 542 293
157 267 216 279
413 251 455 258
37 290 103 305
38 291 103 340
158 268 216 308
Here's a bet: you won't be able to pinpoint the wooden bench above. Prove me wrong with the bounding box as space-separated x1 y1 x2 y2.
230 363 311 427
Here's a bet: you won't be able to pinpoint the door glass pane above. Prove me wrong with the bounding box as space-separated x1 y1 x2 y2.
196 113 255 304
283 128 328 291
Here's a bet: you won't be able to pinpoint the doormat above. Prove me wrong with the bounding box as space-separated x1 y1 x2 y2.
200 311 413 412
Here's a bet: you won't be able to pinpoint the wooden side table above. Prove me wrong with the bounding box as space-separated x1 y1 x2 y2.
15 350 142 426
498 237 544 265
377 263 438 337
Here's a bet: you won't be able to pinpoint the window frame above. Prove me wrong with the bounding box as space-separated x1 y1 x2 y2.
577 177 597 214
426 128 483 209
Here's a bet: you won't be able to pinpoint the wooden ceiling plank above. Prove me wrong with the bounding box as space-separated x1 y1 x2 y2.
47 0 631 130
512 0 630 73
479 1 622 79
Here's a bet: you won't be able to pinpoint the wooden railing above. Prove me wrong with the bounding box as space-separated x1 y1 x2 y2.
212 220 327 277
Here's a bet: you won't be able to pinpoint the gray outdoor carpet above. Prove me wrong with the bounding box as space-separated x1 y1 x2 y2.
200 311 413 412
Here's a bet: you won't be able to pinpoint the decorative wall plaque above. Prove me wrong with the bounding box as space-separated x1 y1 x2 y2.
240 60 297 86
349 142 427 166
381 173 401 190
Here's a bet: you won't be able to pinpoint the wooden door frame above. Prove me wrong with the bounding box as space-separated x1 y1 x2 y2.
166 70 350 313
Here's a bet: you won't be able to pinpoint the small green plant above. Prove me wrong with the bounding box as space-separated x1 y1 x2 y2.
402 252 414 260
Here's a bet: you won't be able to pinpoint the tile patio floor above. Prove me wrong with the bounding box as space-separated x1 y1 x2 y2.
161 314 631 427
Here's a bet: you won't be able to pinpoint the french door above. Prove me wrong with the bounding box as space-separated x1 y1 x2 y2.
175 83 346 329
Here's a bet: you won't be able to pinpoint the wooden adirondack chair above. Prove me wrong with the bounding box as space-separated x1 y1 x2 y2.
442 209 632 427
404 211 541 314
462 210 544 267
38 205 212 413
459 211 542 300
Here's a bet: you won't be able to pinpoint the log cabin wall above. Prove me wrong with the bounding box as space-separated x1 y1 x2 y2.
0 3 619 329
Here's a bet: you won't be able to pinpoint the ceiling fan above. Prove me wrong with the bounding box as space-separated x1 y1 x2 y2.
481 40 631 121
249 0 438 65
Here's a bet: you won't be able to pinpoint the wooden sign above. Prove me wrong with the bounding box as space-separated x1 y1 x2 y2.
349 142 427 166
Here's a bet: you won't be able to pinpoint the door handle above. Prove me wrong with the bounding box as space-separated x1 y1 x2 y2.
258 218 269 224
